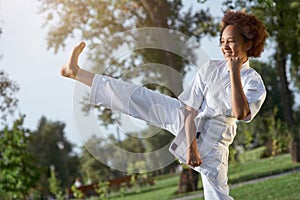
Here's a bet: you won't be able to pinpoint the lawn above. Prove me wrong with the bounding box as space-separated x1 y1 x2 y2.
228 153 300 184
230 171 300 200
95 153 300 200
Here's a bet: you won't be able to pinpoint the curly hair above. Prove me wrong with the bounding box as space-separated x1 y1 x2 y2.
220 11 269 57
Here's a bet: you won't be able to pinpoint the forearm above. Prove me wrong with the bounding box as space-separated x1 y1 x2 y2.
230 71 250 120
184 105 198 149
184 105 202 166
75 68 95 87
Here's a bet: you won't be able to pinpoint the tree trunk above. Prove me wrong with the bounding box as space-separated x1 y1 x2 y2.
177 168 199 194
291 133 300 162
276 42 294 130
141 0 183 95
277 41 300 162
276 8 300 162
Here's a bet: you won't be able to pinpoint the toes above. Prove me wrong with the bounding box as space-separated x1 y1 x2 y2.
74 42 86 53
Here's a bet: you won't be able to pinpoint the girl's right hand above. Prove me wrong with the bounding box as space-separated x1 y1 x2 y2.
186 142 202 167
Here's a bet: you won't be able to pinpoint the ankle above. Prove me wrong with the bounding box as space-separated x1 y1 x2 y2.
74 67 82 80
75 68 94 87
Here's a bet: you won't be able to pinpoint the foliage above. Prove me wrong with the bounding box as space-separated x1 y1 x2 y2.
39 0 217 53
79 129 174 185
223 0 300 161
0 115 39 199
235 109 290 160
263 107 290 157
48 166 64 200
38 1 218 160
227 0 300 96
228 145 239 164
249 60 282 117
28 116 80 195
104 153 300 200
233 60 290 161
125 161 155 196
95 181 110 200
79 134 123 183
71 184 84 199
238 146 266 163
118 182 128 199
0 70 19 123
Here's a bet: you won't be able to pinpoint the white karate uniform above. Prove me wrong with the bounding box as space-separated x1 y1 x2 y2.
89 60 266 200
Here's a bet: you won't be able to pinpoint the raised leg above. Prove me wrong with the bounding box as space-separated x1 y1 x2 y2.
61 42 184 135
90 75 184 135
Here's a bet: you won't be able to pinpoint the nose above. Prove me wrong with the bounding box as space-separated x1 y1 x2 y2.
221 41 227 49
222 41 231 50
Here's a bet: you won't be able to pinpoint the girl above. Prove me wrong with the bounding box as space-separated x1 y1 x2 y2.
61 11 268 199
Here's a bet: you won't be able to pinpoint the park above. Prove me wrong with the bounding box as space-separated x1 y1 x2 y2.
1 0 299 199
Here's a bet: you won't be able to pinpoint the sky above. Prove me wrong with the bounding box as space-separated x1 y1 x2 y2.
0 0 83 149
0 0 274 153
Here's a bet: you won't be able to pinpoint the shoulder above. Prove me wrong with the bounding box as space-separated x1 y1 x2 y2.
198 60 226 74
243 65 263 81
242 67 265 89
206 60 227 68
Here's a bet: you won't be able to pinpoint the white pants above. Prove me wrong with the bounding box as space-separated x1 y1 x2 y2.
201 172 233 200
89 75 233 200
89 75 184 135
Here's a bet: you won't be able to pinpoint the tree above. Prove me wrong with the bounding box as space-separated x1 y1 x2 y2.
222 0 300 161
39 0 218 192
48 166 64 200
0 27 19 123
0 70 19 124
0 116 39 199
0 41 39 198
79 135 123 183
28 116 80 196
38 0 217 103
233 60 285 151
39 0 217 125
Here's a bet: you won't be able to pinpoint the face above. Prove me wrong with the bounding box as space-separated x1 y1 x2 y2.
220 25 251 62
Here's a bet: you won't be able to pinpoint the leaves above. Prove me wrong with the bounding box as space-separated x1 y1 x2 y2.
28 116 80 194
0 70 19 122
0 116 39 199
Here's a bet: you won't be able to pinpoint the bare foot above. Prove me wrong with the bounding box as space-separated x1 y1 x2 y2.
61 42 86 79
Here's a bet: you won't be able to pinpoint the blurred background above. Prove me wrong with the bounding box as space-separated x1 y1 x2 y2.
0 0 299 199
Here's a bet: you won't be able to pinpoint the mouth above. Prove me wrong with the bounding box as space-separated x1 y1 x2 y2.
223 52 232 57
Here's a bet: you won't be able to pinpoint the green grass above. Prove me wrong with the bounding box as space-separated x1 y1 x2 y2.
191 171 300 200
228 154 300 184
95 153 300 200
108 175 179 200
238 146 266 163
230 172 300 200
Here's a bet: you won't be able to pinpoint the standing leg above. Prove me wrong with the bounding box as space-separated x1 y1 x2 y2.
201 173 233 200
200 150 234 200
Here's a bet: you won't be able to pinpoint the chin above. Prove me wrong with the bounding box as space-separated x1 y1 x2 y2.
224 55 232 59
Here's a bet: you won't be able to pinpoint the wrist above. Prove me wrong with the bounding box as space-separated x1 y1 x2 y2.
229 70 241 78
188 140 198 150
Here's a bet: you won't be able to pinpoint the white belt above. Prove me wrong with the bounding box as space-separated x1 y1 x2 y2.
169 115 236 165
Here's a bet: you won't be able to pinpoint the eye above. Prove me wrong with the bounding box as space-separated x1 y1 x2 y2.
227 40 235 43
